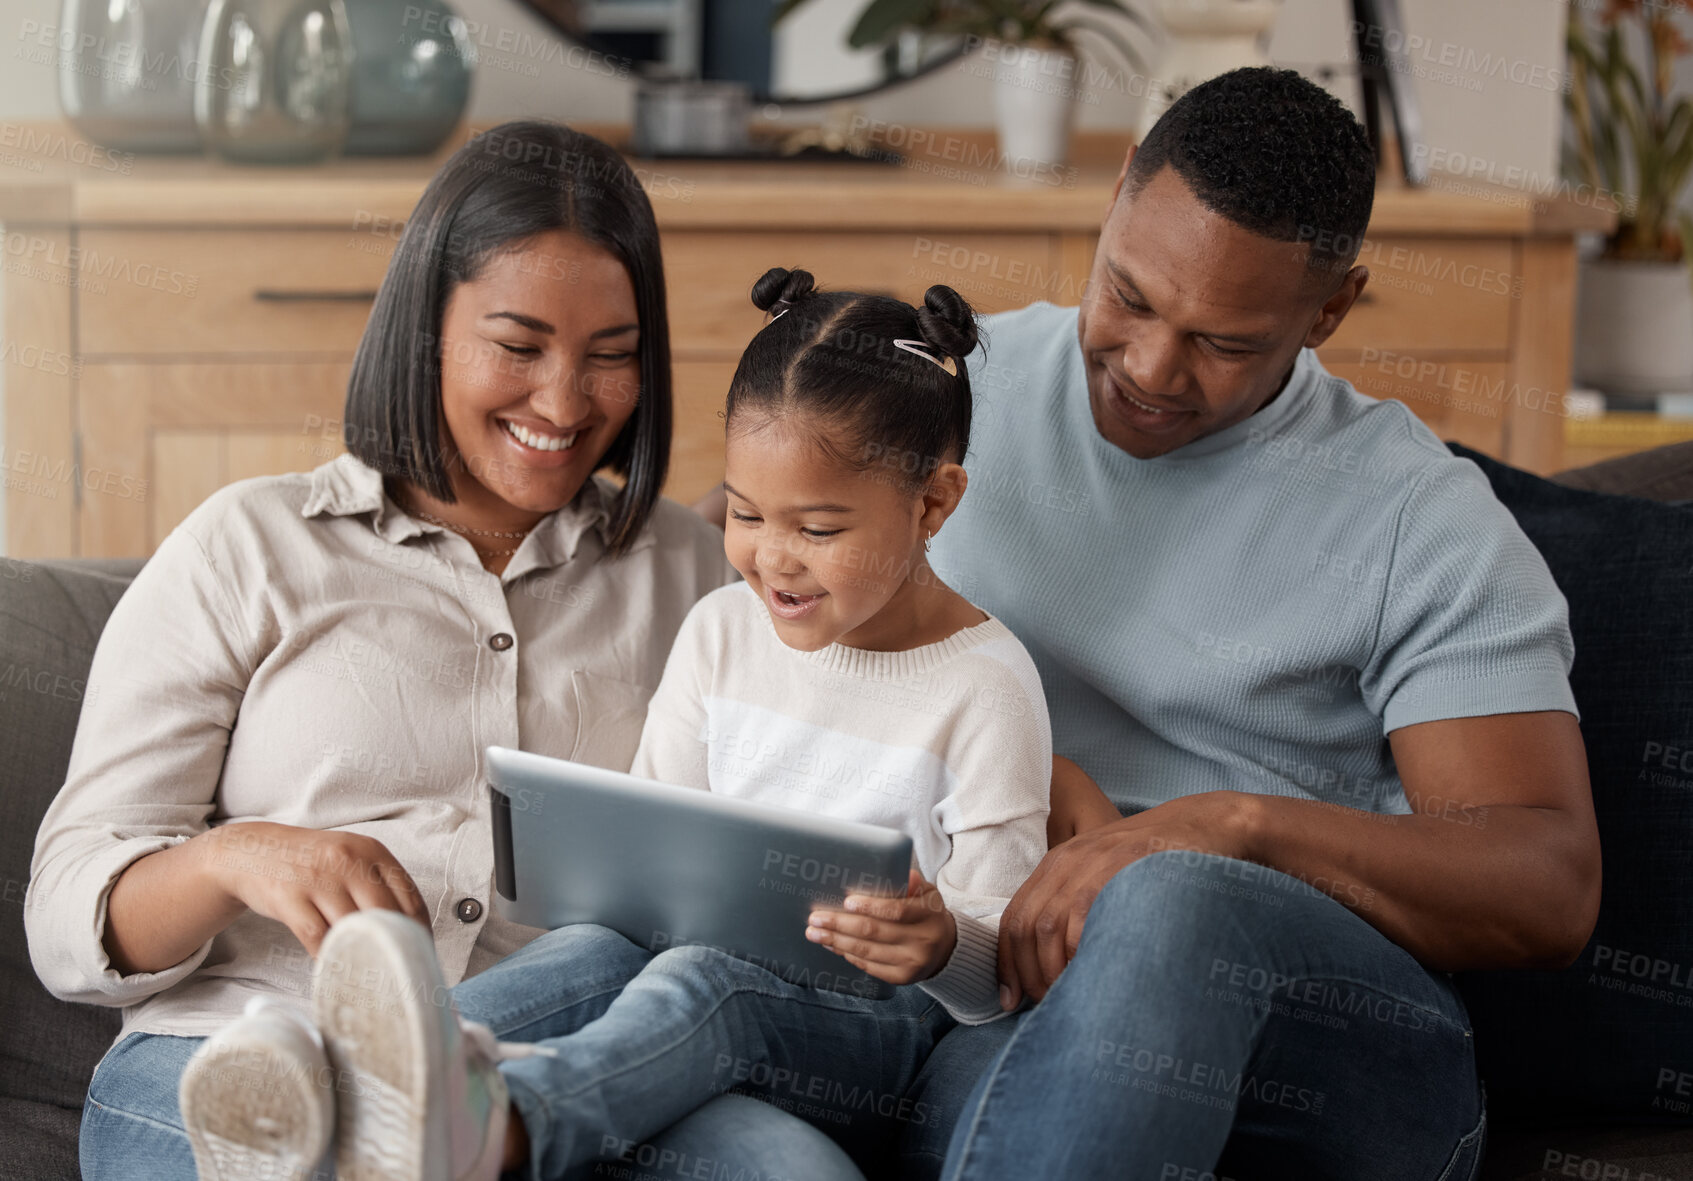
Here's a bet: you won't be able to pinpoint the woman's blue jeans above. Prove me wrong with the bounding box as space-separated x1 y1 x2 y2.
79 924 881 1181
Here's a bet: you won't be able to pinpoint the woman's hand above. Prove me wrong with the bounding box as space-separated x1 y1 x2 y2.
202 822 430 957
1047 756 1121 848
805 869 957 986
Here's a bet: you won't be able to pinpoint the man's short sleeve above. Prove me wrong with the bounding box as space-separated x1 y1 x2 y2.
1361 457 1578 734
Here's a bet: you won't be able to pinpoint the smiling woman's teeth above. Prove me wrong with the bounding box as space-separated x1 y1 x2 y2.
1125 391 1170 415
502 421 577 452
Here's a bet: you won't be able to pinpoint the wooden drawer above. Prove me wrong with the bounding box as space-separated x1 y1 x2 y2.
80 354 734 555
77 229 394 357
79 361 349 556
663 231 1060 357
1323 238 1515 355
1323 355 1508 458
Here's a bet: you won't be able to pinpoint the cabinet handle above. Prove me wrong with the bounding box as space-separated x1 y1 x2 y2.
253 289 379 302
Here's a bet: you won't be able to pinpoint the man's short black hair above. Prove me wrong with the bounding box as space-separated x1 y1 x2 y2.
1125 67 1376 279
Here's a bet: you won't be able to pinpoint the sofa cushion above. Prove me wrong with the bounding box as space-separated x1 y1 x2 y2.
1447 447 1693 1123
0 558 137 1179
1479 1120 1693 1179
1552 440 1693 504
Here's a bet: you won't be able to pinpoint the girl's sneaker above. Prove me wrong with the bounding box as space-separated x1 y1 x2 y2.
178 995 335 1181
311 909 553 1181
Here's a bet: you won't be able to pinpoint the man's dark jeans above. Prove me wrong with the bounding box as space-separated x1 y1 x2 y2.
904 851 1485 1181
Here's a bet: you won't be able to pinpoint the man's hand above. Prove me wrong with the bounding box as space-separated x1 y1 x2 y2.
999 790 1259 1009
806 869 958 985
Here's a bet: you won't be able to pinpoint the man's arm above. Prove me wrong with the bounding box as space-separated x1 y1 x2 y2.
998 710 1601 1007
1047 755 1122 846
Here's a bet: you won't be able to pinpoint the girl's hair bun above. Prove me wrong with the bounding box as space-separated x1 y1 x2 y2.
915 284 978 360
750 267 817 314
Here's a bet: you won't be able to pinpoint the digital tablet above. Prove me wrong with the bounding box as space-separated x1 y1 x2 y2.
485 746 914 999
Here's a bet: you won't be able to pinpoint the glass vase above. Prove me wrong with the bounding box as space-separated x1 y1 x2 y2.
195 0 355 164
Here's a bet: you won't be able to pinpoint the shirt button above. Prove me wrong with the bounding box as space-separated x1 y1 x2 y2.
456 897 483 923
488 633 513 651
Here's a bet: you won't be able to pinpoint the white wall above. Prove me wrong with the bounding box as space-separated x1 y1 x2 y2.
0 0 1570 178
0 0 1575 556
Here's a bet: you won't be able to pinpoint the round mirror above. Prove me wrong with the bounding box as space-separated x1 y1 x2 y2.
513 0 970 104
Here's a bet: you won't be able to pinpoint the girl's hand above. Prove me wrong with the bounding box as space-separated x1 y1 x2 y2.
805 869 957 985
202 821 430 957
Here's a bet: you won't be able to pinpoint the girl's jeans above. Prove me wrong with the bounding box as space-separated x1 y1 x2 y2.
81 921 946 1181
451 924 955 1180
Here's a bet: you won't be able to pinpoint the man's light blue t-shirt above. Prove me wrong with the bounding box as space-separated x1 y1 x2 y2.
928 302 1577 817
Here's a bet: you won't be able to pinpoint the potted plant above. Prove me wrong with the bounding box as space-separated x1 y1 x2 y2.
777 0 1152 169
1566 0 1693 395
1137 0 1282 139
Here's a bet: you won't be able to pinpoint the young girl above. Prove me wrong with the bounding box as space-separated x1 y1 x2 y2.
183 269 1051 1181
627 267 1051 1015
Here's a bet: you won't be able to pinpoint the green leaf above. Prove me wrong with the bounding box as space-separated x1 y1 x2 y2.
1065 0 1156 37
846 0 935 47
1053 15 1146 75
1594 112 1623 197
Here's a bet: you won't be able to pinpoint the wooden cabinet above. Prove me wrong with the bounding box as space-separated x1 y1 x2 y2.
77 229 388 355
75 362 350 557
0 124 1612 559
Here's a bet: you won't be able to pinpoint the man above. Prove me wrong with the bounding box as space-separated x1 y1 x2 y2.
903 66 1600 1180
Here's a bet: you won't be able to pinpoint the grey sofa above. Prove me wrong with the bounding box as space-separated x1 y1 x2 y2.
4 447 1692 1181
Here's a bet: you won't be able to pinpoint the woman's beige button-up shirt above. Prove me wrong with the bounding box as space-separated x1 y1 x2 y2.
26 454 735 1041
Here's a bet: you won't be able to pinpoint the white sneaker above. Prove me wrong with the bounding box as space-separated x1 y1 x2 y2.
179 995 335 1181
312 909 554 1181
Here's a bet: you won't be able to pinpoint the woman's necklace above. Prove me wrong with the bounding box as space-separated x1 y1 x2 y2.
406 504 535 557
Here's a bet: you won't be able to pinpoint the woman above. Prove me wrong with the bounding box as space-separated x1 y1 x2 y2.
25 120 862 1181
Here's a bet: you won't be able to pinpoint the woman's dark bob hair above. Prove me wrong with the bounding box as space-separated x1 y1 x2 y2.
343 119 671 557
